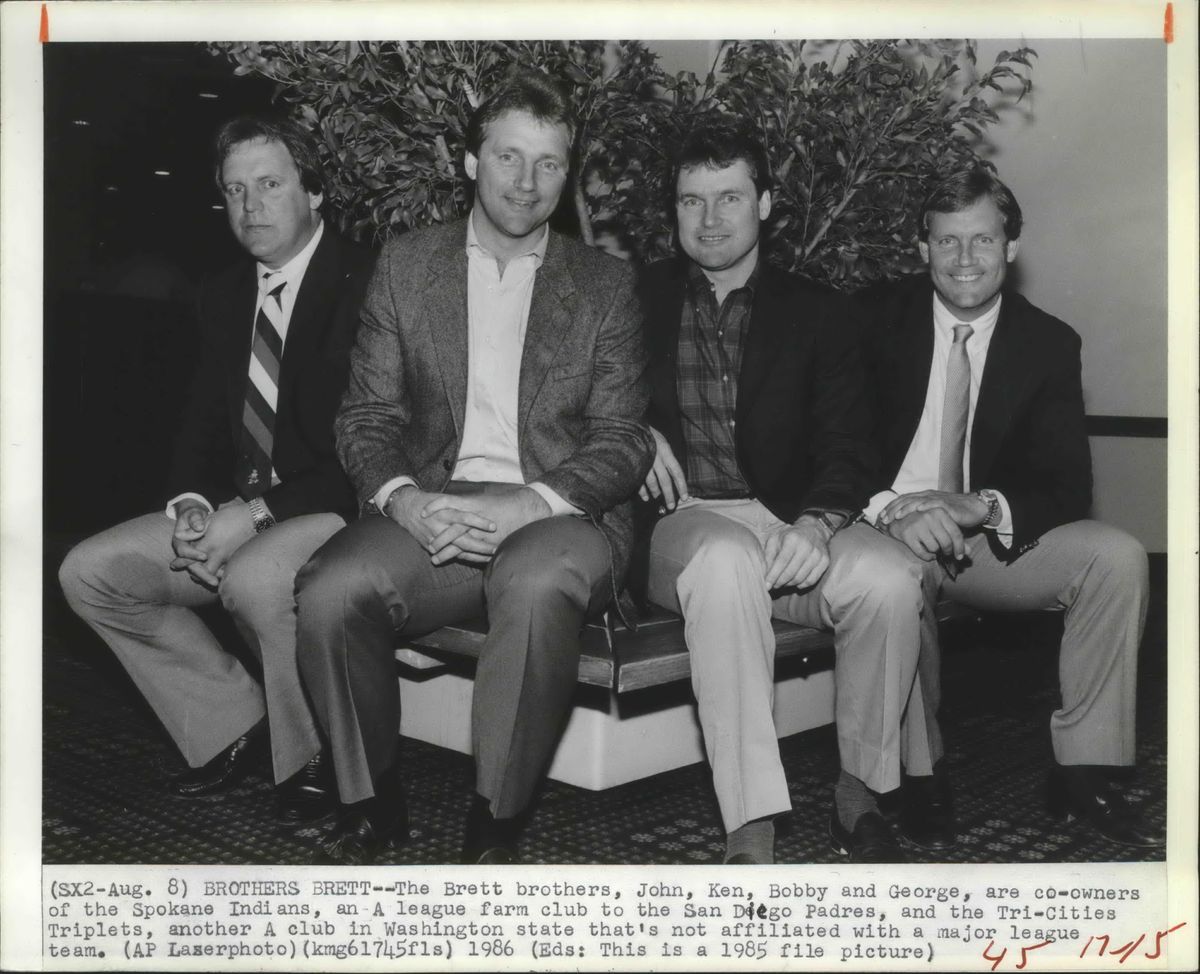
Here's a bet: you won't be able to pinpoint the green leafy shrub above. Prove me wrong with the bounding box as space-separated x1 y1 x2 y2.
210 39 1033 290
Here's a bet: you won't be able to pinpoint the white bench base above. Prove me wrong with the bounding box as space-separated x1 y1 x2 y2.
397 661 834 790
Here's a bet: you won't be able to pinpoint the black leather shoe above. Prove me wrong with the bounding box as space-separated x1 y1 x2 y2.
313 774 409 866
276 751 336 825
899 763 957 850
1047 766 1164 848
829 810 908 863
460 795 520 864
167 720 266 797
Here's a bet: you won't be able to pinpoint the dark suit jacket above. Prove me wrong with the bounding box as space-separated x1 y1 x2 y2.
860 277 1093 561
335 220 654 579
637 257 876 525
166 228 375 523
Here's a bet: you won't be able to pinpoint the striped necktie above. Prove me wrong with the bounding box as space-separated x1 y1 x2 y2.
235 274 287 498
938 323 974 492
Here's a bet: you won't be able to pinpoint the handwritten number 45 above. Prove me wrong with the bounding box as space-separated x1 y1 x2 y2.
982 938 1051 971
981 923 1186 971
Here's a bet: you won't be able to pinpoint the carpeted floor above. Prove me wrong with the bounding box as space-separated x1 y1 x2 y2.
41 541 1166 866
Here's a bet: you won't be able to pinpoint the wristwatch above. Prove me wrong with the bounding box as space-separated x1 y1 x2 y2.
976 489 1002 529
799 508 851 535
247 497 276 534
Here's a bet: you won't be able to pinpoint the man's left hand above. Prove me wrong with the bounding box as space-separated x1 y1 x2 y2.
421 486 552 565
763 516 831 590
879 490 989 529
179 499 256 587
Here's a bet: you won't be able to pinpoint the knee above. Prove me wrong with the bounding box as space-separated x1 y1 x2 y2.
295 548 389 625
681 525 765 582
57 537 104 608
487 542 590 610
1090 525 1149 590
830 539 925 610
218 543 293 618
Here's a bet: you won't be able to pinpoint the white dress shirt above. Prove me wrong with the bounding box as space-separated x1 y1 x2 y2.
371 211 576 515
166 221 325 518
864 292 1013 543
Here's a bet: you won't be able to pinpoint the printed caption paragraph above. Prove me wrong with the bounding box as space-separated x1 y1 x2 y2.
41 863 1191 971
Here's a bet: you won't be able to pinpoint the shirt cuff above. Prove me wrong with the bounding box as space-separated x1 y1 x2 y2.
165 493 213 520
372 476 418 513
862 489 898 526
985 489 1014 547
528 481 582 516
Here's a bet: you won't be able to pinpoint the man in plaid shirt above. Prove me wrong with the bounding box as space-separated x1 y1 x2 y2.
636 118 923 864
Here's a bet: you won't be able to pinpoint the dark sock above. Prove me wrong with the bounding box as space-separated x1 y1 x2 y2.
724 817 775 864
836 770 878 831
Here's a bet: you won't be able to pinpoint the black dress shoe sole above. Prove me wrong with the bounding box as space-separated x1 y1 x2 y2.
1048 807 1165 849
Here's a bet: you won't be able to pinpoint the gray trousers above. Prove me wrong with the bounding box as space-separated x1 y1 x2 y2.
294 511 611 817
902 519 1148 774
647 499 926 832
57 510 345 782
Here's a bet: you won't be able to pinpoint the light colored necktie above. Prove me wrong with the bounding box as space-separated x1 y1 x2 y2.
938 323 974 492
236 274 287 497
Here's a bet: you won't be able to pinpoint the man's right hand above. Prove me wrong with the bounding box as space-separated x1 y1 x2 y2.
385 486 497 563
638 426 689 512
882 508 966 562
169 501 210 572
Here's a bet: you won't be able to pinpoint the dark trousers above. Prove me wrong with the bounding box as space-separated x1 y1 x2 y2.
295 508 611 818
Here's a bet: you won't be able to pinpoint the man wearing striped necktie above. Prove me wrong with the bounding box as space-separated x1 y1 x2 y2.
58 114 375 824
860 169 1161 856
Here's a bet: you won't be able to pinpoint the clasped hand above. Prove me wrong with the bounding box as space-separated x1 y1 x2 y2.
389 485 551 565
169 499 255 588
764 517 831 590
877 490 989 565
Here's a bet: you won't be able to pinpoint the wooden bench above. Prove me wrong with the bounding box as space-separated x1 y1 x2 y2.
393 608 837 790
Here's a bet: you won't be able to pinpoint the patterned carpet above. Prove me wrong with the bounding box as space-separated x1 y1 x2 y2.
42 548 1166 866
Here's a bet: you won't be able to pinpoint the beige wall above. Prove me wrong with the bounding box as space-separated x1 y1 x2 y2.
648 38 1168 551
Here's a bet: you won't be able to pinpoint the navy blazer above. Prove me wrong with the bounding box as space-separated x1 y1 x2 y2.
637 257 876 525
860 277 1093 561
166 228 376 522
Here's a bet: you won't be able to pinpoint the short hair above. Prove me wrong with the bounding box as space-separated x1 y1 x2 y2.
464 69 576 158
212 113 325 197
919 168 1023 241
671 117 771 199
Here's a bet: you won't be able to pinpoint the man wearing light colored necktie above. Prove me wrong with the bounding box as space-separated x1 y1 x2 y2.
861 168 1160 854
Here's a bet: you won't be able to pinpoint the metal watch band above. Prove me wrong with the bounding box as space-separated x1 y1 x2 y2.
800 508 849 535
977 489 1001 529
247 497 275 534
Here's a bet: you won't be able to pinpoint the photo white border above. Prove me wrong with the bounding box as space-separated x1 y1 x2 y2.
3 1 1196 970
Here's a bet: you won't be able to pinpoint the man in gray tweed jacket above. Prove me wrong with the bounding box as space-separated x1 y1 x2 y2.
294 70 653 864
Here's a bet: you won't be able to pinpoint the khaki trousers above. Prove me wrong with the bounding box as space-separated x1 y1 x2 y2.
58 510 345 782
902 519 1148 774
647 498 925 832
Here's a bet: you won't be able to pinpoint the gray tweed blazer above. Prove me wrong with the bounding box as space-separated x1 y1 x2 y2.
335 219 654 580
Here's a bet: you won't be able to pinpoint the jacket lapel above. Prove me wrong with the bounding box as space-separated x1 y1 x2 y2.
223 262 260 432
737 265 785 420
969 291 1021 485
424 229 470 436
276 230 338 422
518 232 575 437
889 284 936 461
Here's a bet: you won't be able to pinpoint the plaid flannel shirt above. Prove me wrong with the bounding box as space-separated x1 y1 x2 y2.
675 262 760 499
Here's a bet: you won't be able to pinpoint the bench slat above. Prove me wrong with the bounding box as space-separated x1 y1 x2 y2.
399 617 615 688
614 618 834 692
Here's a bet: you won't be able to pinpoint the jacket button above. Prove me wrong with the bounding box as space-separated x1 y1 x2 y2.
442 459 451 470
